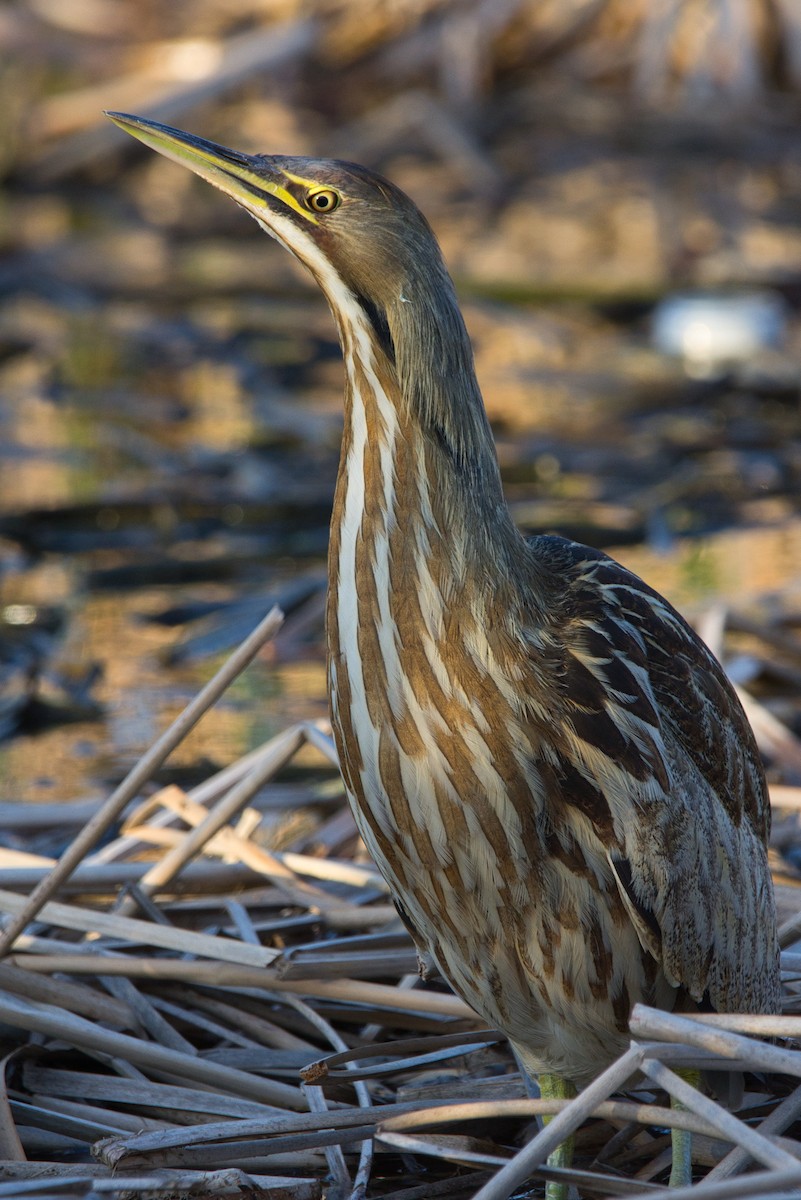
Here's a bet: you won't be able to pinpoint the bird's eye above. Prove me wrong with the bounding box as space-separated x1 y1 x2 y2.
307 187 340 213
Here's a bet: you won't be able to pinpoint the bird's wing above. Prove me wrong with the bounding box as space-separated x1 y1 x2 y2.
526 536 777 1011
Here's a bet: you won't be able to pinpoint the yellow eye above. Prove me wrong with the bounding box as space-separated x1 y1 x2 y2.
307 187 340 214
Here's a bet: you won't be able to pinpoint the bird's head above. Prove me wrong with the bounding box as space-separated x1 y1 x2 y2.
106 112 500 485
105 112 451 360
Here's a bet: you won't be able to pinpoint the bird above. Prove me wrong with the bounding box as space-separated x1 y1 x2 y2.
106 111 781 1193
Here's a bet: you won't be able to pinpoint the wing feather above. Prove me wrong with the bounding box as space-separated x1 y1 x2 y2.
525 535 779 1012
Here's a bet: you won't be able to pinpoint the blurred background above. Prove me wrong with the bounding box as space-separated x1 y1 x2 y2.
2 0 801 809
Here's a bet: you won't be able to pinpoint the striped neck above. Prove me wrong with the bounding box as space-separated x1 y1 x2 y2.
383 267 503 495
324 282 536 863
325 280 534 682
326 270 512 554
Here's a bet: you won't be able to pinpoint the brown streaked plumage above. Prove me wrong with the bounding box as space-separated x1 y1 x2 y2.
107 112 781 1185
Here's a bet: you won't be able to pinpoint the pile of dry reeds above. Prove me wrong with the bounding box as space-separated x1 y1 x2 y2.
1 605 801 1198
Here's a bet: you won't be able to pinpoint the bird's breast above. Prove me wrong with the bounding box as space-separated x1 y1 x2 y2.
325 346 556 904
323 374 672 1081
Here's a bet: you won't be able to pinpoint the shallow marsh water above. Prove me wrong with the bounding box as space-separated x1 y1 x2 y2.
2 280 801 808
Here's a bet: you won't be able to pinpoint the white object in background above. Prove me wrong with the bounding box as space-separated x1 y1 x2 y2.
651 291 787 377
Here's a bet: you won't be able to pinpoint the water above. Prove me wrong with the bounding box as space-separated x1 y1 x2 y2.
2 283 800 804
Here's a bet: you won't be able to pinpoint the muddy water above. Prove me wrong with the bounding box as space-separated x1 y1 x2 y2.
1 291 800 805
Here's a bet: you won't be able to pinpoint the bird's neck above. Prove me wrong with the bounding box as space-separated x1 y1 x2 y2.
330 281 516 572
325 284 536 800
326 286 525 638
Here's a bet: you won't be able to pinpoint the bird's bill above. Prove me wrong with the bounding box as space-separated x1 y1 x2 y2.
104 111 314 225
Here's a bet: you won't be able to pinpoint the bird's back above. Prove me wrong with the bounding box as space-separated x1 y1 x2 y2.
526 535 779 1013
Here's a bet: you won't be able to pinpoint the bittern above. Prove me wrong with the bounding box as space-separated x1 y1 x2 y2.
108 112 781 1192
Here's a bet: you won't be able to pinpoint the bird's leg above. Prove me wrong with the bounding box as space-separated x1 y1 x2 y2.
539 1072 577 1200
668 1067 700 1188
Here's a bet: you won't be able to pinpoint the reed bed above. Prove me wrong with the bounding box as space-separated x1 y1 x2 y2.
0 605 800 1198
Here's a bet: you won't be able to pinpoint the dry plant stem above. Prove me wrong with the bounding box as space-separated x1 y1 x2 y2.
178 990 316 1054
302 721 340 765
109 839 392 927
659 1011 801 1035
0 1162 319 1196
309 1032 503 1080
629 1166 801 1200
101 975 196 1055
0 889 279 967
735 684 801 775
98 1103 468 1156
0 1052 25 1161
704 1082 801 1181
377 1099 720 1140
302 1081 351 1196
470 1045 645 1200
373 1129 506 1167
630 1004 801 1076
778 905 801 949
281 991 374 1200
8 956 476 1016
639 1057 800 1171
0 606 284 958
128 776 349 911
0 799 109 830
310 1028 500 1072
99 1127 369 1171
52 1093 734 1160
90 737 301 867
771 784 801 808
0 990 304 1109
373 1132 664 1197
24 1064 278 1119
278 852 384 889
0 962 131 1025
114 721 305 917
0 860 262 893
96 1096 724 1167
304 1095 350 1187
276 946 418 981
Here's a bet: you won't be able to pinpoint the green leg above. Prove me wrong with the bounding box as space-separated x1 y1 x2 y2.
669 1068 700 1188
539 1072 577 1200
